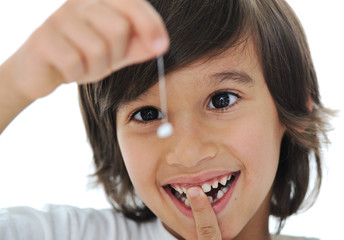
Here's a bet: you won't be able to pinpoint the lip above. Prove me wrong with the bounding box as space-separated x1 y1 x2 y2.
162 170 240 185
164 171 240 218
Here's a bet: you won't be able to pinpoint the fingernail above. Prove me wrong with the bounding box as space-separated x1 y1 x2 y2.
187 187 201 198
152 37 168 53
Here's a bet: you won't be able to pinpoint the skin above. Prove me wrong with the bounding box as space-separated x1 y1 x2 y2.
116 41 286 239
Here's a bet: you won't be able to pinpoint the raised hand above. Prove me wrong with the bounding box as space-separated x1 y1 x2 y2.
0 0 169 132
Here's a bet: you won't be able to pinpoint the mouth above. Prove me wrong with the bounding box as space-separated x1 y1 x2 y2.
163 171 240 216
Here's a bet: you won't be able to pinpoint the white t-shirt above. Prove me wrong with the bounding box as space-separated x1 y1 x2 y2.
0 205 318 240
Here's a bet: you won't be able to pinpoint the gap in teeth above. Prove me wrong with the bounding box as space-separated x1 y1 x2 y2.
170 174 236 205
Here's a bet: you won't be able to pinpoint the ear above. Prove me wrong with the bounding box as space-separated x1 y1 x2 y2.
307 95 313 112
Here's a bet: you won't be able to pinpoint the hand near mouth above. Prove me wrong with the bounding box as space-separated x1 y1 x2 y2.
186 187 222 240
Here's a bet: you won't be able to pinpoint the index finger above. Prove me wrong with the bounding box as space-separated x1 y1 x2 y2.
186 187 222 240
100 0 169 54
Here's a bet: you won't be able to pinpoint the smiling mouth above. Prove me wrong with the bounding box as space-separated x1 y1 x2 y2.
164 171 239 207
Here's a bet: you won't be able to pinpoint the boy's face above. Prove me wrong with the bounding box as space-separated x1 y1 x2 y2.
116 40 285 239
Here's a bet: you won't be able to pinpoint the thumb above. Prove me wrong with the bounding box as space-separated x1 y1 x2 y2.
186 187 222 240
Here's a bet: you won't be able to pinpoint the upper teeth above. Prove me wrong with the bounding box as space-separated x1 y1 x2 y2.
172 174 232 193
201 183 211 192
212 181 218 188
182 187 187 194
220 176 227 186
175 186 183 194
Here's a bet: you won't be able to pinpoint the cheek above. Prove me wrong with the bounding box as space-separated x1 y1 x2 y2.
222 114 282 185
118 132 159 201
216 113 283 237
117 133 158 194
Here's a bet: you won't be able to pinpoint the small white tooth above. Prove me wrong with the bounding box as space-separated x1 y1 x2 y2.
217 190 224 199
227 174 232 180
202 183 211 193
184 199 190 207
212 181 218 189
208 196 213 203
181 196 186 202
220 176 227 186
222 186 229 193
182 187 187 194
176 186 183 194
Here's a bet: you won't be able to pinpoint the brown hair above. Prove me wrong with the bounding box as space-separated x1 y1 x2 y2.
79 0 332 231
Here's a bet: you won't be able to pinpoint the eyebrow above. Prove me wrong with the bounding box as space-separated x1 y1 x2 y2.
208 71 255 88
118 70 255 111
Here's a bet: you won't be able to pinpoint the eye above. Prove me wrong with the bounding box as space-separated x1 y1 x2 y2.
208 91 239 110
132 107 164 122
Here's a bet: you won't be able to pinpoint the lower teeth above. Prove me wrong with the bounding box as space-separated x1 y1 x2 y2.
184 199 190 207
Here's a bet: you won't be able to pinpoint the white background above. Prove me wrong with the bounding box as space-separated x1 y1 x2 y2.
0 0 343 239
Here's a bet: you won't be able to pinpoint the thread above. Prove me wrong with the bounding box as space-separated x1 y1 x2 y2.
157 56 173 138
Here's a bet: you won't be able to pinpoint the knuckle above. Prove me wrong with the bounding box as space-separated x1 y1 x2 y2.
64 51 81 68
193 205 208 214
108 19 130 62
86 39 110 75
88 39 107 58
111 18 130 40
60 51 84 82
197 225 217 238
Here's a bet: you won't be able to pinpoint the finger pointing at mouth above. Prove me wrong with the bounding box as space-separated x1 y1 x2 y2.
186 187 222 240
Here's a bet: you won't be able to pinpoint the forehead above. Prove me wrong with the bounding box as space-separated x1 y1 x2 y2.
178 39 261 83
118 38 263 109
178 41 259 85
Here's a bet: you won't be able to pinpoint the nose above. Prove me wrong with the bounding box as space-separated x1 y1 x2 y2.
165 116 218 168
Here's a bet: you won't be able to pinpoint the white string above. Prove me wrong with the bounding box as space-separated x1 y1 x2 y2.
157 55 168 122
157 56 173 138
